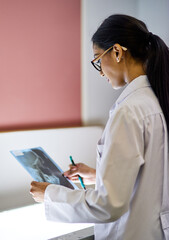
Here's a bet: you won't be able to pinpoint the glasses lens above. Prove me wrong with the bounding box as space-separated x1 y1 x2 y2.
94 63 101 71
91 59 101 71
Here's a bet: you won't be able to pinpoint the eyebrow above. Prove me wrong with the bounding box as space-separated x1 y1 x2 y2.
94 53 99 58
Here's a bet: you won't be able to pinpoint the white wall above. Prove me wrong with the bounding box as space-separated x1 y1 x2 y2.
81 0 169 126
138 0 169 46
81 0 138 126
0 127 103 211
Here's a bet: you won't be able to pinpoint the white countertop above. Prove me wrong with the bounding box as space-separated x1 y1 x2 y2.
0 203 94 240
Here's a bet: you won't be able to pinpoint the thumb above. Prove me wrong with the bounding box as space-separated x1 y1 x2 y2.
64 165 78 177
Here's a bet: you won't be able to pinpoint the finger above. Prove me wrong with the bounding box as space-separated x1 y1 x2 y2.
66 164 77 170
70 165 78 170
71 178 79 182
30 185 36 194
63 170 70 177
30 181 39 194
69 164 78 169
31 194 39 202
70 180 79 183
69 176 79 181
31 181 39 187
66 170 79 178
68 166 78 172
30 190 34 195
64 167 78 177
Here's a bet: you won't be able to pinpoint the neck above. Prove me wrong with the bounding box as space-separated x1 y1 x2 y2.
124 56 145 84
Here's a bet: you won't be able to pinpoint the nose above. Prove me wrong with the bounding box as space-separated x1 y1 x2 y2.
100 70 104 77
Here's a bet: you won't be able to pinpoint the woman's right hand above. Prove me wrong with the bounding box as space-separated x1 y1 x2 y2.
63 163 96 185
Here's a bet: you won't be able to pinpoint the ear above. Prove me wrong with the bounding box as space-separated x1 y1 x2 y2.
111 43 123 63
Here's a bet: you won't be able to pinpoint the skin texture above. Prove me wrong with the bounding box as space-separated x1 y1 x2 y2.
30 43 145 203
64 163 96 184
30 164 96 202
30 181 50 202
93 43 145 89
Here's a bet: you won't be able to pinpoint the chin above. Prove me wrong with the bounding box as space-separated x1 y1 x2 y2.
111 82 127 90
112 86 123 90
109 77 126 89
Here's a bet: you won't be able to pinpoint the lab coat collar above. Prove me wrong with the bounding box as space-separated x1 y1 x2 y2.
115 75 150 106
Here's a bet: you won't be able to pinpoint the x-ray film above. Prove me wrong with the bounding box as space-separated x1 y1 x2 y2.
10 147 78 190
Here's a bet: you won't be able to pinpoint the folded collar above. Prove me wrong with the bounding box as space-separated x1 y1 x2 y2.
115 75 150 106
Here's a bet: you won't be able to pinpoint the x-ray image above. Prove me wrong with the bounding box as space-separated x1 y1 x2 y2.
10 147 78 190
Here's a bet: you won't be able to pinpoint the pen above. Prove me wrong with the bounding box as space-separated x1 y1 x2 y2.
69 156 86 190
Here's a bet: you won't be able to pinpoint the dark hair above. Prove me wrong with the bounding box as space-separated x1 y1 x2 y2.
92 14 169 131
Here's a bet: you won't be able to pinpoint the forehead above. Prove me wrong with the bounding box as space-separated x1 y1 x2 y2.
93 44 104 54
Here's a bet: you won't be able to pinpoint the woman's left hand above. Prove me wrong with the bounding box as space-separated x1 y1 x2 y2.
30 181 51 202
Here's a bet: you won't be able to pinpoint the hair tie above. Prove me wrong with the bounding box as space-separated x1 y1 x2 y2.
147 32 153 42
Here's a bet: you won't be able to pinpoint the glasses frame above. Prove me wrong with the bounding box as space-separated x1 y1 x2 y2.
91 45 127 72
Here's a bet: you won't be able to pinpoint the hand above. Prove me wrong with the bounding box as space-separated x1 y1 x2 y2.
64 163 96 184
30 181 51 202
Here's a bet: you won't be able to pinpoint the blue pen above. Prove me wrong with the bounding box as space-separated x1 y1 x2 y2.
69 156 86 190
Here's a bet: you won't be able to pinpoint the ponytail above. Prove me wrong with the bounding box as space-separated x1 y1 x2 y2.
146 34 169 131
92 14 169 132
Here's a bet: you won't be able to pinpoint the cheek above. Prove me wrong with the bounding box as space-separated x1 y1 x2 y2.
102 62 125 87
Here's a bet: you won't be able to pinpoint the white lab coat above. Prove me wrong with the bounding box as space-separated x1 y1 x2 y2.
44 75 169 240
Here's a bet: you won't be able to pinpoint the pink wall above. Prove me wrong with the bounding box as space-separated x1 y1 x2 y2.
0 0 81 131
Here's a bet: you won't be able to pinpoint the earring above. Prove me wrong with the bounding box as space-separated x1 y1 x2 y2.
117 58 120 63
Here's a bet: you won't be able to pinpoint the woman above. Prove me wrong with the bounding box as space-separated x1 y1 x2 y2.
30 14 169 240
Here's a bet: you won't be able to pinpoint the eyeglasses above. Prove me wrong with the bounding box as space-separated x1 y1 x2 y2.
91 45 127 72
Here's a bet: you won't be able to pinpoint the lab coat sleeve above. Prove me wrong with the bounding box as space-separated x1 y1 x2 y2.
44 106 145 223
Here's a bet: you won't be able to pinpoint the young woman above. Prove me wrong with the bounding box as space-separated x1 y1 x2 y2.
30 14 169 240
